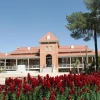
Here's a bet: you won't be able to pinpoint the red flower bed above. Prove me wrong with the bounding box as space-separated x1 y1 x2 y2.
1 72 100 100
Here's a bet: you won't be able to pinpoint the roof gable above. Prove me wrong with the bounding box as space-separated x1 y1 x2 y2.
39 32 58 42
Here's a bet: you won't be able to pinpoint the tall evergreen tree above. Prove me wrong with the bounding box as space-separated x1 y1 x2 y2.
66 0 100 71
66 0 100 41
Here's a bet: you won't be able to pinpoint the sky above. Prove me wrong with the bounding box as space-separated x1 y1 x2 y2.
0 0 99 53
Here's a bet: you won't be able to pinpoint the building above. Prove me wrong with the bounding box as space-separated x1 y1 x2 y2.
0 32 99 73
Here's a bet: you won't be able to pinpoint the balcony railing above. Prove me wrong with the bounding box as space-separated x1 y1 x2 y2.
26 65 40 70
0 66 16 71
0 65 40 72
58 64 70 67
58 64 84 69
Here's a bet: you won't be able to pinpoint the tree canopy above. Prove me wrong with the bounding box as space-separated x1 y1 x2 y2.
66 0 100 41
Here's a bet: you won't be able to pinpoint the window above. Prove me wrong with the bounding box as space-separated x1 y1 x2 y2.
72 58 75 63
49 46 52 51
66 58 68 63
45 46 49 51
46 35 50 39
62 58 64 64
45 46 52 51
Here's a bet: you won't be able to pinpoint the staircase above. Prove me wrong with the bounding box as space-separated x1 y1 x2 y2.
42 67 53 73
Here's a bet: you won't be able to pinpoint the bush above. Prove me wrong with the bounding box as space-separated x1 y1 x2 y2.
1 72 100 100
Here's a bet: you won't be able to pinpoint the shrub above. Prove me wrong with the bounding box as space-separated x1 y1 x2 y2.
1 72 100 100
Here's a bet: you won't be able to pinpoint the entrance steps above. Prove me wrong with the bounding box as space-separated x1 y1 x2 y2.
42 67 53 73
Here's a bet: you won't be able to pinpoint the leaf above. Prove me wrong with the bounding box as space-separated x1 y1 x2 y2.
32 86 41 100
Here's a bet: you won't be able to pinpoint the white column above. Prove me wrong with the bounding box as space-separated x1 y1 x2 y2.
16 59 17 70
28 59 29 71
5 59 6 70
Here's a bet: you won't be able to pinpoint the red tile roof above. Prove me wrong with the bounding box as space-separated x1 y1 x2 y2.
0 54 39 59
58 52 95 57
58 45 92 53
10 47 39 54
0 52 6 56
58 49 100 57
92 50 100 55
59 45 85 49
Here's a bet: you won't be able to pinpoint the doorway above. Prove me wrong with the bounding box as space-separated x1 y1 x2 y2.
46 54 52 67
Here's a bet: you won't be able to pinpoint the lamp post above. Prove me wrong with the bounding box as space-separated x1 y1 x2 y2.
94 3 100 72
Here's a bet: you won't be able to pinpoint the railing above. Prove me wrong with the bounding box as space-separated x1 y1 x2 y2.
58 64 84 73
58 64 84 69
0 66 16 71
26 65 40 70
0 65 40 71
6 66 17 70
58 64 70 67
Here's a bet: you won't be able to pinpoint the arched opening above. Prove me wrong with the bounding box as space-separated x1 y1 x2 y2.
46 54 52 67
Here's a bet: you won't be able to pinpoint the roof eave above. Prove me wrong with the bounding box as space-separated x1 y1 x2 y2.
39 40 59 43
0 56 40 59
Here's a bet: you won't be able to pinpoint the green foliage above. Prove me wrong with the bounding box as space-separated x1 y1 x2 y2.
64 87 69 97
66 12 87 30
18 92 26 100
56 91 66 100
96 91 100 100
8 93 16 100
42 88 50 100
45 90 50 100
32 86 41 100
72 59 80 73
85 93 90 100
0 94 4 100
5 95 8 100
0 67 6 73
75 59 80 66
66 0 100 41
83 0 99 12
